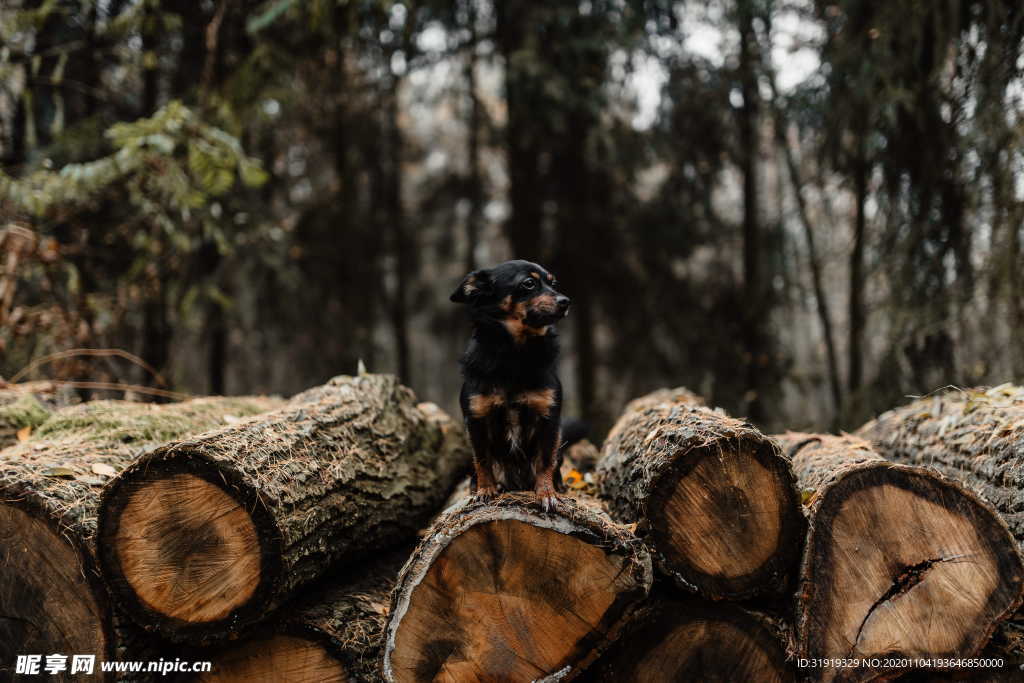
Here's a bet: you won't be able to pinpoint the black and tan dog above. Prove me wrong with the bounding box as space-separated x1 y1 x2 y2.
450 260 571 510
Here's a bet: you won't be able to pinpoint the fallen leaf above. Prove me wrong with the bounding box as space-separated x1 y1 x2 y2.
91 463 117 477
16 426 31 442
78 476 105 486
43 467 77 478
368 601 389 616
223 415 241 424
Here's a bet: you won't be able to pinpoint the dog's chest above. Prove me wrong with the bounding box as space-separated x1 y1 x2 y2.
468 388 557 450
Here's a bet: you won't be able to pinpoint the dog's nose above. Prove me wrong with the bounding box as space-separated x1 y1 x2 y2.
557 295 570 313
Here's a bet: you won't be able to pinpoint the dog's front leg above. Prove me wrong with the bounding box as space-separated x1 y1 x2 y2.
533 422 562 511
466 417 498 501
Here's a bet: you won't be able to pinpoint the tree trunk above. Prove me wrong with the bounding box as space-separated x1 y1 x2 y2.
495 0 545 260
201 550 406 683
582 597 794 682
779 432 1024 682
767 71 842 422
737 0 766 423
848 152 867 398
0 396 281 679
97 375 470 644
596 388 805 600
381 493 653 682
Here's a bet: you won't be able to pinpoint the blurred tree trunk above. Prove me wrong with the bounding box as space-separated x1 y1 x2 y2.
386 78 412 385
496 0 546 260
848 149 867 397
769 90 842 424
737 0 765 423
464 0 482 272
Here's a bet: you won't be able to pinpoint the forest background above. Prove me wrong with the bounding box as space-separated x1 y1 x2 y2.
2 0 1023 436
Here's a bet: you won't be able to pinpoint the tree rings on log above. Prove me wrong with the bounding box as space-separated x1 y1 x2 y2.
0 396 281 678
382 493 653 682
97 375 470 644
781 433 1024 682
583 599 794 682
598 388 805 599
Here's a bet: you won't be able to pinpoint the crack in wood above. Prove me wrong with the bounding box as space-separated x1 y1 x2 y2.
848 556 956 656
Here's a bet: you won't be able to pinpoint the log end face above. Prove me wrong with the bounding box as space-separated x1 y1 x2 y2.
799 466 1024 678
201 634 348 683
108 471 262 626
649 438 805 599
588 601 794 683
384 497 651 682
0 504 108 665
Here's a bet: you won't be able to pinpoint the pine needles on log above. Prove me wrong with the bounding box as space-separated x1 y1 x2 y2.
0 396 282 677
597 388 805 599
382 493 653 682
97 374 470 645
779 432 1024 682
0 380 77 447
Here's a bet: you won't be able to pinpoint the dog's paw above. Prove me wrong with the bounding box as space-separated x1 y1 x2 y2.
472 485 498 503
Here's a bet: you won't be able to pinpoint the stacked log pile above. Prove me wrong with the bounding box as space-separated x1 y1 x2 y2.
6 376 1024 681
778 432 1023 682
0 395 284 680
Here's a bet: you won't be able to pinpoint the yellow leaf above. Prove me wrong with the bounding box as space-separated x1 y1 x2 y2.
43 467 76 478
16 426 32 442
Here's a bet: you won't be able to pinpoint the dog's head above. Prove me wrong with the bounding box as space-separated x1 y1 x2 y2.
451 260 570 341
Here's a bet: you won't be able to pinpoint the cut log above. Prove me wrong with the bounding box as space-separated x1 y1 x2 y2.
382 493 653 682
582 597 795 682
597 387 805 599
0 396 281 680
856 384 1024 550
200 550 406 683
779 432 1024 682
97 374 470 644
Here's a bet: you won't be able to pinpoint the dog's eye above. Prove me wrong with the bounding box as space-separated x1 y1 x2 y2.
521 279 536 291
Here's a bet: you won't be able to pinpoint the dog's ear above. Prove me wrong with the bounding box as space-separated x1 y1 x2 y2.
450 269 492 303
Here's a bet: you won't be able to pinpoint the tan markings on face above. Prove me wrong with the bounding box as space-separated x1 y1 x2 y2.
499 295 513 312
469 393 505 418
515 388 557 418
463 274 477 296
530 271 540 280
530 293 558 315
503 301 548 344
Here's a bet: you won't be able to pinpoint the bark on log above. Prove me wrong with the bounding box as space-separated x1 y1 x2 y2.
200 550 406 683
856 384 1024 550
97 374 470 645
779 432 1024 682
582 597 795 682
381 493 653 682
0 396 281 681
597 387 805 599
